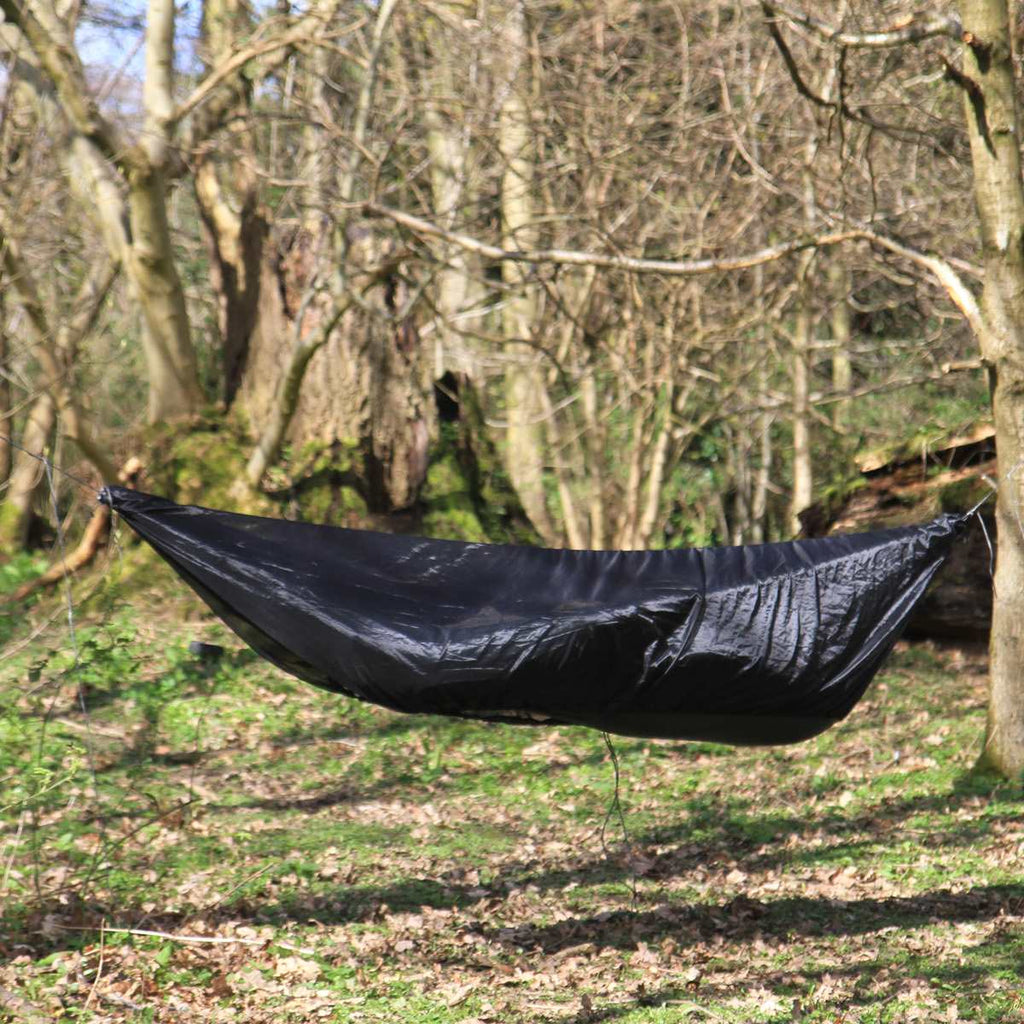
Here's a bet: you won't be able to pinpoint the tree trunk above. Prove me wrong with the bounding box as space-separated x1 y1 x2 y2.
196 162 266 405
0 293 10 490
580 357 606 548
789 252 814 535
539 383 586 549
0 393 54 549
497 3 558 545
635 386 674 548
422 21 483 378
127 167 201 422
957 0 1024 777
240 0 426 505
0 0 204 423
829 261 853 429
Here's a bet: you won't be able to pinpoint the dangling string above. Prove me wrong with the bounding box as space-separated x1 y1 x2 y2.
966 488 995 519
38 446 99 790
977 513 995 578
965 460 1024 579
41 455 81 669
600 731 639 905
0 433 101 497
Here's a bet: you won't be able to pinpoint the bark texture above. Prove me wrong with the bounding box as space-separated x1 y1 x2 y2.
957 0 1024 777
789 253 814 535
497 3 558 545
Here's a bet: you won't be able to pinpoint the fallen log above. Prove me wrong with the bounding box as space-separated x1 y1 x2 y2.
819 428 995 642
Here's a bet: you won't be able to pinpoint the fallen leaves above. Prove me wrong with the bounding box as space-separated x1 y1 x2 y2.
3 630 1022 1022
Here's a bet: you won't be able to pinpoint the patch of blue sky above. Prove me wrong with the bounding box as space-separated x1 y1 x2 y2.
74 0 203 118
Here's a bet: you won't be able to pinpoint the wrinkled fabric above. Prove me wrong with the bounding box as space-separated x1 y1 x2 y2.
101 486 966 745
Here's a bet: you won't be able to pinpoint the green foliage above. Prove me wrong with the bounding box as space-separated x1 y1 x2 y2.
0 564 1019 1022
420 441 489 541
144 420 271 513
0 553 48 643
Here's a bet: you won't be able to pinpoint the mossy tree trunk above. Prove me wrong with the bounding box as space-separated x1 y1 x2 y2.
241 0 431 508
957 0 1024 778
0 291 9 492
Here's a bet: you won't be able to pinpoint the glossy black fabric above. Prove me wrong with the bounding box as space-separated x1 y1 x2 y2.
101 487 966 745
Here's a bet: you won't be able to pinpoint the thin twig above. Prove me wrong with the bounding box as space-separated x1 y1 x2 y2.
82 920 106 1012
56 925 315 955
600 731 638 905
201 863 274 913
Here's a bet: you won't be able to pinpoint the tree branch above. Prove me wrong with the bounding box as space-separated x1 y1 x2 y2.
338 0 398 205
0 222 120 482
141 0 176 167
760 4 961 146
0 0 127 166
761 1 963 48
174 16 339 132
850 227 987 340
368 202 988 345
365 202 867 276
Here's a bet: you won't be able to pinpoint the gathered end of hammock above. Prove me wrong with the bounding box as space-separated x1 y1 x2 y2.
99 486 968 746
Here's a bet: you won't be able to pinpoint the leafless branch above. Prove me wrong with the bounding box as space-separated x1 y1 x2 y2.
173 16 358 130
760 4 960 146
366 202 867 276
761 1 962 49
850 227 986 340
0 0 128 166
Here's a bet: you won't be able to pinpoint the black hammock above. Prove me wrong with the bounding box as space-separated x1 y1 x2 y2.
101 486 967 746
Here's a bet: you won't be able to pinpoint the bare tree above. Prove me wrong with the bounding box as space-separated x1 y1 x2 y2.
0 0 202 422
762 0 1024 776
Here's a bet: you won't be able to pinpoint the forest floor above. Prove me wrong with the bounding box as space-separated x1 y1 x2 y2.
1 547 1023 1023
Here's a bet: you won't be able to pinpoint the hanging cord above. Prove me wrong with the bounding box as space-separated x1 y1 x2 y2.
0 433 101 498
38 451 98 780
966 487 995 520
41 456 82 670
963 460 1024 579
599 731 639 905
29 441 103 897
971 474 998 579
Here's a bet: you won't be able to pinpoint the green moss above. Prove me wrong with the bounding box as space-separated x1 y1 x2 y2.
300 477 368 526
298 438 357 477
265 438 370 526
122 410 532 541
0 498 22 552
438 391 539 544
418 412 537 543
939 476 992 514
144 418 272 515
420 452 489 542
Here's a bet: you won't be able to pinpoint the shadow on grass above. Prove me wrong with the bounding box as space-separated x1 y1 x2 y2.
545 986 691 1024
6 881 1022 966
470 884 1024 953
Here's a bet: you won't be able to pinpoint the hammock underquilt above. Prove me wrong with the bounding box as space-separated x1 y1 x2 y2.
102 487 965 746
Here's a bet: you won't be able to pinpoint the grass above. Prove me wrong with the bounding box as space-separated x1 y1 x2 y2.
0 549 1022 1022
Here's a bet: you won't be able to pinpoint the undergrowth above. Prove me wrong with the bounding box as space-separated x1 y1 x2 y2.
0 553 1020 1022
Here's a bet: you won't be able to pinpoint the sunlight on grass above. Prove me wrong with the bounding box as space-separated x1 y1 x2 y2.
0 575 1021 1022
